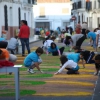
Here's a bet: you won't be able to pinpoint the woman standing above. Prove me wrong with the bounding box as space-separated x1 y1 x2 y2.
18 20 30 56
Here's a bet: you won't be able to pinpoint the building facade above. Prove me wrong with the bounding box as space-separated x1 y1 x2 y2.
33 0 71 31
71 0 100 31
0 0 35 39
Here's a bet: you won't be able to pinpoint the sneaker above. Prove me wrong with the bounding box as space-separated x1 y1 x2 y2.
29 69 36 74
9 72 12 75
27 69 30 72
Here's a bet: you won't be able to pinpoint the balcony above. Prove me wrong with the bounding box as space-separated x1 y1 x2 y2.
72 1 82 10
72 1 92 11
23 0 37 7
86 1 92 11
23 1 33 7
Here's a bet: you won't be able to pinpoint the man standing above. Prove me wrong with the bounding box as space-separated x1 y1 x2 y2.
18 20 30 56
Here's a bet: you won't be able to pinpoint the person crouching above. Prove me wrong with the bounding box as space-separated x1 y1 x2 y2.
54 55 79 75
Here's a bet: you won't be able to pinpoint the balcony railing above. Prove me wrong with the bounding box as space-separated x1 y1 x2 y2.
72 1 82 10
23 0 37 6
72 1 92 11
86 1 92 11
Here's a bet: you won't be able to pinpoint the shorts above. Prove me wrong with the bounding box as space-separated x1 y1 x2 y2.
25 58 42 68
73 65 79 71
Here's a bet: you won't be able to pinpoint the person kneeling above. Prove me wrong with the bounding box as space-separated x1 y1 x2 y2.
54 55 79 75
24 47 44 74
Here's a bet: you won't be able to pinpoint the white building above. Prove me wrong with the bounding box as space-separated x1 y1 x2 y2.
0 0 35 39
71 0 100 31
33 0 72 31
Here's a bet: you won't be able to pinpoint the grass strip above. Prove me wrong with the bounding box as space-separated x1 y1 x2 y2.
20 68 58 71
25 74 53 78
0 90 36 96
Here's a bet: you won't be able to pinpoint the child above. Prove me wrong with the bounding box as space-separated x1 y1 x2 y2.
86 30 97 52
54 55 79 75
43 36 55 53
60 32 64 43
65 34 85 51
7 36 19 54
47 42 64 56
67 53 85 68
24 47 44 74
94 54 100 76
80 50 95 64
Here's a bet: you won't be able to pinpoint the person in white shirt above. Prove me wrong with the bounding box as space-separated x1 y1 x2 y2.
54 55 79 75
7 36 19 54
96 26 100 48
43 36 56 52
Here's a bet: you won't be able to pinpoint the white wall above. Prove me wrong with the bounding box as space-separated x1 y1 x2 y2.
0 1 34 37
33 3 71 30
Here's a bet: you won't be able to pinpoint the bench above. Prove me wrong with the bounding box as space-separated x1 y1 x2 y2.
0 65 22 100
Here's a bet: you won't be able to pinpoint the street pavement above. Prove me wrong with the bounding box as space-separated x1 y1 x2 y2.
0 40 100 100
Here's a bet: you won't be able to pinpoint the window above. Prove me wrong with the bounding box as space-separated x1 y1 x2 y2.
62 8 69 14
28 0 31 4
97 17 100 27
94 0 96 9
4 5 8 30
39 7 45 17
32 0 34 4
87 17 88 26
98 2 100 8
82 14 83 23
18 7 21 29
24 13 26 20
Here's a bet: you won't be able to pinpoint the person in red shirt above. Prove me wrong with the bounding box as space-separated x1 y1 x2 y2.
45 31 50 36
75 21 82 34
18 20 31 56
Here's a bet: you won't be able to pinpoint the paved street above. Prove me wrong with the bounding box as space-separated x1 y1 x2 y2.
0 40 100 100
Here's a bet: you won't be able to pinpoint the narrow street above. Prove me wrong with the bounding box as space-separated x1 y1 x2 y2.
0 40 100 100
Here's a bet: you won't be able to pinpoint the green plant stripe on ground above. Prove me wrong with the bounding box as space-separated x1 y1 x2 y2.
0 75 13 78
20 68 59 71
24 74 53 78
41 63 60 66
0 90 36 96
0 74 53 78
0 81 46 86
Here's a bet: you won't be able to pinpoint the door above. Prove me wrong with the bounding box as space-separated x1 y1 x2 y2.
35 22 50 30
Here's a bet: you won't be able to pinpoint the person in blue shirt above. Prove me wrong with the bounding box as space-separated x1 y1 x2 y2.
66 53 85 68
0 37 8 48
0 37 5 41
86 30 97 52
47 42 65 56
24 47 44 74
